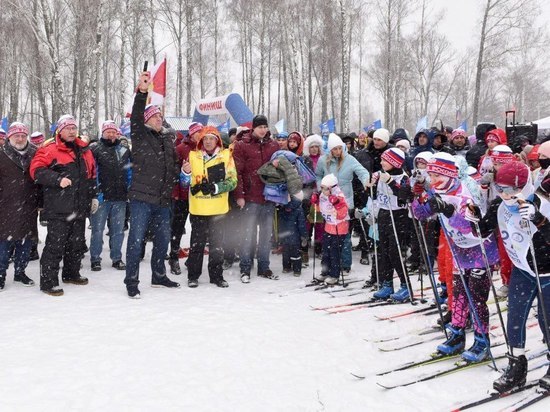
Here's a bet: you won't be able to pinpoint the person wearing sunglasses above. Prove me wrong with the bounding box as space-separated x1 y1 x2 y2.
466 161 550 393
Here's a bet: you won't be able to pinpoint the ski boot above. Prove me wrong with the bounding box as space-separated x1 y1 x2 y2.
461 331 490 363
437 283 448 304
540 355 550 391
436 325 465 356
314 272 328 283
373 281 394 300
496 284 509 299
389 283 410 302
324 276 339 286
493 353 528 393
436 311 452 328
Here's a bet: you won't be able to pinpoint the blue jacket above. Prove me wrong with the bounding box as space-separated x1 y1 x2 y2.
278 199 307 245
315 153 370 207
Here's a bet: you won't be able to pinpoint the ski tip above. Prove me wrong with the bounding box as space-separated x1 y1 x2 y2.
376 382 393 390
350 372 366 380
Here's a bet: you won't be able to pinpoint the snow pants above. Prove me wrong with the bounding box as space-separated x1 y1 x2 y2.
187 214 224 282
377 209 409 286
321 232 345 279
40 218 86 290
451 268 491 334
507 267 550 348
282 243 302 273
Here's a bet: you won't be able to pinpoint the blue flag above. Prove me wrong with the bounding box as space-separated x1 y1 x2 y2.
1 117 8 132
416 115 428 133
319 118 336 135
274 119 286 134
458 120 468 132
363 119 382 132
120 120 131 136
217 118 230 134
49 122 57 134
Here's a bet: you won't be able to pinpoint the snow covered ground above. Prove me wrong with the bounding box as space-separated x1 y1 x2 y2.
0 226 548 412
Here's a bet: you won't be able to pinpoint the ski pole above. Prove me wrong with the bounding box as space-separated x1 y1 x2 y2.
369 185 380 290
334 223 346 287
409 205 449 338
518 200 550 354
311 204 317 282
383 183 416 306
436 213 499 370
470 216 511 354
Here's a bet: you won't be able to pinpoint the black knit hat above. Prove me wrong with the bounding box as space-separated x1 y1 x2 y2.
252 115 268 129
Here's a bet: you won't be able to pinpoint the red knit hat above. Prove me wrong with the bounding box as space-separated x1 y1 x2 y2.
426 152 458 178
494 161 529 188
144 105 161 123
381 147 405 168
30 131 45 144
527 145 539 162
101 120 118 135
7 122 29 138
490 145 514 164
188 122 203 137
56 115 77 134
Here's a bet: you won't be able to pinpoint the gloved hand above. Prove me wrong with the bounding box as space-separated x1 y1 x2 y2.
413 170 426 184
310 192 319 205
91 198 99 214
465 203 481 223
190 184 201 196
480 172 494 186
397 185 413 207
519 201 537 221
413 182 425 195
300 237 308 248
378 172 392 184
428 195 455 218
328 195 339 205
200 182 216 195
354 208 364 219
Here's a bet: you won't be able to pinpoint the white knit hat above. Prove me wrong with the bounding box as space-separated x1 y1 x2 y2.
327 133 345 151
303 134 324 155
373 128 390 143
321 173 338 188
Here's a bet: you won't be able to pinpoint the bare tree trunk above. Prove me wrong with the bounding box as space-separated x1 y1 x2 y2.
339 0 350 132
185 0 193 116
473 0 491 126
119 0 129 118
149 0 157 64
213 0 219 96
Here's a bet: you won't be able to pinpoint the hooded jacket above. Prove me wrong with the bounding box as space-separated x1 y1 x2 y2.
465 122 497 168
185 126 237 216
409 129 435 170
232 129 279 204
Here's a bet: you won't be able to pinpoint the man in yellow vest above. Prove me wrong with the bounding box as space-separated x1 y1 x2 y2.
181 126 237 288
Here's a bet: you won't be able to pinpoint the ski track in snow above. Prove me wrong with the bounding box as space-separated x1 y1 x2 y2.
0 227 548 411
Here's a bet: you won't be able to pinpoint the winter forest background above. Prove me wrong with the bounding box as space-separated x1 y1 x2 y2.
2 0 549 138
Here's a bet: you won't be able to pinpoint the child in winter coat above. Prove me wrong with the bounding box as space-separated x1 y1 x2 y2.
363 148 413 302
279 199 308 276
412 152 499 363
310 174 348 285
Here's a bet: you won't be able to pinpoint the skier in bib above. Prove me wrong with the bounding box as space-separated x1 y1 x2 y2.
466 161 550 392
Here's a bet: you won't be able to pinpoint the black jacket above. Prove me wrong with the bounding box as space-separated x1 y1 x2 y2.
92 138 131 202
129 92 179 207
0 143 40 240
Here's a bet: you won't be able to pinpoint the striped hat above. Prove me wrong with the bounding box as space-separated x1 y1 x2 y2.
144 105 161 123
101 120 118 135
56 115 77 134
426 152 458 178
188 121 203 137
490 145 514 164
7 122 29 138
381 147 405 169
30 131 45 144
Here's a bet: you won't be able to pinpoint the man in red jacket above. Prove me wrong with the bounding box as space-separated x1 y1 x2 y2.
232 115 279 283
30 115 97 296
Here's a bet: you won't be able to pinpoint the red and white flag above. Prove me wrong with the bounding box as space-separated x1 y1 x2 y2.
126 58 167 117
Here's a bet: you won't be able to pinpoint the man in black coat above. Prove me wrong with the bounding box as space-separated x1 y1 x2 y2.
124 70 180 298
0 123 40 291
89 121 131 272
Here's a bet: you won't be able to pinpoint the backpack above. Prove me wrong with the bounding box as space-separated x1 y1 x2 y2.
270 150 316 185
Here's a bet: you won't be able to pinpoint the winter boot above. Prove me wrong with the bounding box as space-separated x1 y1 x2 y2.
14 272 35 287
314 272 328 283
390 283 410 302
362 278 378 289
62 275 89 285
324 276 339 286
168 259 182 275
373 281 394 300
462 331 490 363
112 260 126 270
42 286 64 296
493 353 528 393
496 284 509 299
539 355 550 391
436 325 465 356
151 277 181 288
222 259 233 270
91 261 101 272
0 275 5 291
